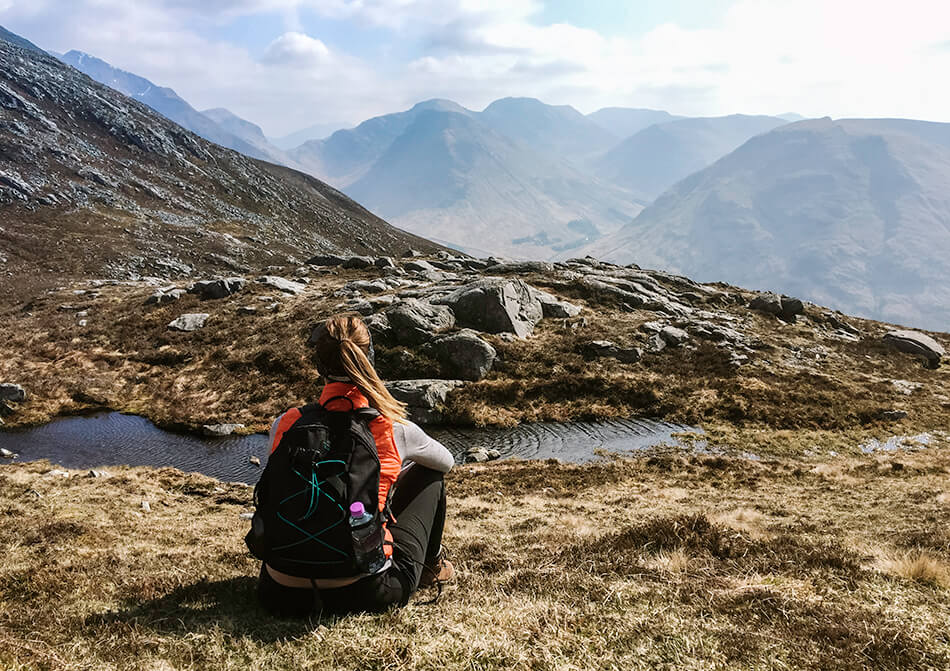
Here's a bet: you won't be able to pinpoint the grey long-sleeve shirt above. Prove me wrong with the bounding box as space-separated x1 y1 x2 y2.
268 414 454 473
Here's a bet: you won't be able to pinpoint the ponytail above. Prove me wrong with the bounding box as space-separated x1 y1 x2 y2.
313 314 407 421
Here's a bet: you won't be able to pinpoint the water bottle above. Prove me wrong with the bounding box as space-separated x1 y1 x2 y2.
349 502 386 574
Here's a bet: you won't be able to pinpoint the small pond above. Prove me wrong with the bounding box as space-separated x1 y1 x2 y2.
0 412 699 484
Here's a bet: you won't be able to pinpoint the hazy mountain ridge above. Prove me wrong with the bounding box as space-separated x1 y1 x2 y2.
0 34 440 290
586 107 683 140
593 114 788 201
345 109 641 257
588 117 950 330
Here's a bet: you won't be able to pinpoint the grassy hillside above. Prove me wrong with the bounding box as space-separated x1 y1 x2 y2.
1 450 949 670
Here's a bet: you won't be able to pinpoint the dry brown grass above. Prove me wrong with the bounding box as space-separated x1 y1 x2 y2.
879 552 950 588
2 448 949 670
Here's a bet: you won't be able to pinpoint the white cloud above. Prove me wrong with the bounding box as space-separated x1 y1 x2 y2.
2 0 950 136
262 31 331 66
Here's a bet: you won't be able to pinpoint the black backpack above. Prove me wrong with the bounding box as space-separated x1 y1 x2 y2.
245 399 387 578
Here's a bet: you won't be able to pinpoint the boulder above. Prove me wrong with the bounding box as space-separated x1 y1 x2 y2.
364 312 392 339
402 249 423 258
465 447 501 463
345 280 388 294
202 423 244 437
374 257 396 269
646 333 667 354
883 330 944 368
256 276 306 295
0 447 16 459
749 292 783 316
659 326 690 347
386 299 456 345
145 287 185 305
780 295 805 321
532 288 582 318
386 379 464 425
428 330 497 381
188 277 245 300
435 278 543 338
403 259 439 273
307 254 346 266
168 313 210 332
0 383 26 402
584 341 642 363
484 261 555 274
342 256 374 269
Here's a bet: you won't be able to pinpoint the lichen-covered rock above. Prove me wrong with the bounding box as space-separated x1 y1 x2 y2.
256 276 306 295
386 379 464 425
749 292 783 316
883 330 944 368
0 383 26 402
168 313 210 332
436 278 543 338
428 330 497 381
188 277 245 300
386 299 455 345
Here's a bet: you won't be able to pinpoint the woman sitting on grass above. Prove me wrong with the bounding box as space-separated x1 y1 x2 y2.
250 314 455 617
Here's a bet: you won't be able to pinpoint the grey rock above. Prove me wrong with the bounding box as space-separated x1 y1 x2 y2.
883 330 944 368
749 292 783 316
374 256 396 269
249 455 261 466
532 288 582 318
485 448 502 460
386 379 464 425
402 249 423 257
780 295 805 321
584 340 641 363
307 254 346 266
436 278 543 338
0 383 26 402
881 410 909 421
465 448 491 463
145 287 185 305
484 261 554 274
346 279 388 294
342 256 374 269
646 333 667 354
168 313 210 332
428 330 497 381
256 276 306 295
639 321 665 334
0 447 16 459
87 469 111 478
364 312 392 339
659 325 690 347
891 379 923 396
386 299 455 345
403 259 439 273
202 423 245 437
189 277 245 300
237 306 258 315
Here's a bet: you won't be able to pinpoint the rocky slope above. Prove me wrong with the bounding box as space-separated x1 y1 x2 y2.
0 36 441 298
588 118 950 331
58 50 291 165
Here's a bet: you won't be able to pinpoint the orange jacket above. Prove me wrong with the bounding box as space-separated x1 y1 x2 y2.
269 382 400 558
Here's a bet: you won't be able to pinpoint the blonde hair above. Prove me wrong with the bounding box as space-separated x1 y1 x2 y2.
314 314 407 421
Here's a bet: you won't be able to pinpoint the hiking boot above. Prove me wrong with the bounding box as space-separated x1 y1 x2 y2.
418 546 455 588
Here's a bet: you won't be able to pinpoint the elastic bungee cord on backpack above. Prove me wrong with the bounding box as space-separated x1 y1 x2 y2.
272 461 348 557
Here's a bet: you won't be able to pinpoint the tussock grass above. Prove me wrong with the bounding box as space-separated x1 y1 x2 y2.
879 553 950 588
2 449 950 670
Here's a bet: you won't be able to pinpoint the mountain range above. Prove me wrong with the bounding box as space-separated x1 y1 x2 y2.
0 33 438 293
4 24 950 330
588 117 950 331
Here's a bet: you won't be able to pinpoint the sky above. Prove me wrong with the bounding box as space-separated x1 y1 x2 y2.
2 0 950 138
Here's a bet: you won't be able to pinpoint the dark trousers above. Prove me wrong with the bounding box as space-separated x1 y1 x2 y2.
257 464 447 617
